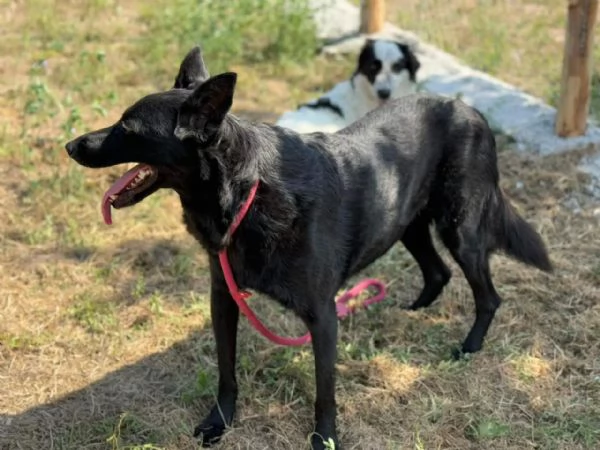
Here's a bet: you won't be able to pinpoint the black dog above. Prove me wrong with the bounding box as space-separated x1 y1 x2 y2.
65 47 552 449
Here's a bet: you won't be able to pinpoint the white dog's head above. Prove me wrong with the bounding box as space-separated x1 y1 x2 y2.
352 39 420 104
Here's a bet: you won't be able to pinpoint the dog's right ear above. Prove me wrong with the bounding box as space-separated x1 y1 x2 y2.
174 72 237 143
173 46 210 90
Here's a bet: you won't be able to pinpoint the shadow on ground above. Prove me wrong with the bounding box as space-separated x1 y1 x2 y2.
1 328 213 450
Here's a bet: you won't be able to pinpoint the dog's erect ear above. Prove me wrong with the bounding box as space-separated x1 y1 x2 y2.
397 43 420 80
174 72 237 143
173 46 210 90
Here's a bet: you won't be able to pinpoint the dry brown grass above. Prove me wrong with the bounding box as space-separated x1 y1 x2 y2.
1 1 600 449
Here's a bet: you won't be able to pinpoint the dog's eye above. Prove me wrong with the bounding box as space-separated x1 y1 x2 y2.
391 61 405 73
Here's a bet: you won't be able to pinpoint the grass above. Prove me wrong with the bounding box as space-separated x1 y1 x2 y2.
1 0 600 449
386 0 600 120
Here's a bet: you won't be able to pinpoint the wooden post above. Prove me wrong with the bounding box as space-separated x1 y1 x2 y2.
360 0 385 34
555 0 598 137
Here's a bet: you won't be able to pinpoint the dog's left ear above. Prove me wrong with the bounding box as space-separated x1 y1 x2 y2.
174 46 210 89
174 72 237 143
397 43 421 80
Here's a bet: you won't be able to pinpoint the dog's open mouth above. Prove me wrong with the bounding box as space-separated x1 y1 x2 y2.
102 163 159 225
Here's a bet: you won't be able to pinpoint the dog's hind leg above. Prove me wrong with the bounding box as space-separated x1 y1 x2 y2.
438 223 502 358
195 259 240 446
401 214 451 310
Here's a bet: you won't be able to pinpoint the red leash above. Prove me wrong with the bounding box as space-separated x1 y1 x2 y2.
218 180 387 347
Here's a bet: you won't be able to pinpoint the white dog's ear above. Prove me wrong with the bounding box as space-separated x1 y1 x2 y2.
173 46 210 90
397 43 420 80
174 72 237 143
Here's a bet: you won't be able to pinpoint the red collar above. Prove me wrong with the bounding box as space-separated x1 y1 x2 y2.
218 180 387 347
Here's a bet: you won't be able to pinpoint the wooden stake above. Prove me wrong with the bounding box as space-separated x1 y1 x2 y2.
555 0 598 137
360 0 385 34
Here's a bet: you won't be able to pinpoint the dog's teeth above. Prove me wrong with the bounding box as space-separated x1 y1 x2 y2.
129 170 150 189
124 168 154 192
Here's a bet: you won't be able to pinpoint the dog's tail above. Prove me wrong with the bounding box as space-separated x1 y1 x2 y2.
494 192 552 272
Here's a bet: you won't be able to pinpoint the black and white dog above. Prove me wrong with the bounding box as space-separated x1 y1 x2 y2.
65 47 551 449
276 39 421 133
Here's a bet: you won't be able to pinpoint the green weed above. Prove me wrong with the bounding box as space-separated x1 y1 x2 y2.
466 418 511 441
106 413 163 450
69 291 118 333
180 368 216 405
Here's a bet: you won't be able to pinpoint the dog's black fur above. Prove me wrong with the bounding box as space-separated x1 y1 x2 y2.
65 47 552 449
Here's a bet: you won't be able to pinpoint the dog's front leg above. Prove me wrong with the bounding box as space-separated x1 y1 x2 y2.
194 260 239 447
304 299 339 450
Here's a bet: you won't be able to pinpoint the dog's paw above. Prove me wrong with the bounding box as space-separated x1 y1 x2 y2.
194 400 236 447
194 421 226 447
405 300 434 311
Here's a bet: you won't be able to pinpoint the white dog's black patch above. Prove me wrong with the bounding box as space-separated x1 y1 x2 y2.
276 39 420 133
304 97 344 119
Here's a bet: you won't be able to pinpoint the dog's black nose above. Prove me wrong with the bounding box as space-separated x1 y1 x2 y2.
65 140 77 156
377 89 391 100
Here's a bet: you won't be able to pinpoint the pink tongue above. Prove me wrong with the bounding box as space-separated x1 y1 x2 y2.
101 164 149 225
